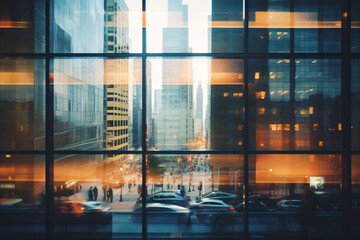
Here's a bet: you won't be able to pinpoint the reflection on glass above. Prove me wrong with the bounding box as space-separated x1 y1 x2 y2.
352 155 360 238
295 59 341 150
0 154 45 239
147 0 243 53
352 0 360 52
249 0 290 53
249 154 342 239
249 0 342 53
146 154 243 238
147 58 243 150
0 58 45 150
352 60 360 150
249 59 290 150
52 0 142 53
53 58 142 151
0 0 45 53
54 154 142 239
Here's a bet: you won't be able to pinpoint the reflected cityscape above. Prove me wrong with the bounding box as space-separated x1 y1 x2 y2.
0 0 359 240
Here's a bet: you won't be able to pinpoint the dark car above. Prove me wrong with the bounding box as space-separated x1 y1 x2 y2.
189 198 235 223
235 201 272 212
135 192 191 209
55 201 112 224
196 191 239 205
133 203 191 223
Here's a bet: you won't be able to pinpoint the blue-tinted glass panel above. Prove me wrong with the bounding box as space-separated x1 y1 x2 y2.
147 0 244 53
53 58 142 151
295 59 341 150
249 154 342 240
0 154 45 240
147 58 244 150
352 59 360 150
294 0 342 53
52 0 142 53
249 0 290 53
146 154 244 239
352 155 360 239
249 59 291 150
0 0 45 53
352 0 360 52
0 58 45 150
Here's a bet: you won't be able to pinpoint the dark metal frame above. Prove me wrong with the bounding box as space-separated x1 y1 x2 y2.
0 0 357 239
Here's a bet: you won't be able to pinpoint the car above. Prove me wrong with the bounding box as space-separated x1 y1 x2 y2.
132 203 191 223
235 201 272 212
248 194 277 209
134 192 191 209
277 200 302 211
196 191 239 205
189 198 235 223
55 201 112 224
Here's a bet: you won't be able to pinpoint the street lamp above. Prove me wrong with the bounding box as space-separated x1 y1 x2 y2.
119 167 124 202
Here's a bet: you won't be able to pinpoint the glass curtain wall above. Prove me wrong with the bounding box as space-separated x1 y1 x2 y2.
0 0 357 240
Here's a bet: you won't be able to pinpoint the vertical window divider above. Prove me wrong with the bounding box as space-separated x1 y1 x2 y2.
45 0 54 240
243 0 249 239
141 0 147 239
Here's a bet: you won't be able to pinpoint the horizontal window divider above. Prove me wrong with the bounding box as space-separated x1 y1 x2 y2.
0 53 47 58
248 150 344 154
50 53 143 58
0 150 46 154
352 151 360 154
143 150 244 155
53 150 143 155
351 53 360 58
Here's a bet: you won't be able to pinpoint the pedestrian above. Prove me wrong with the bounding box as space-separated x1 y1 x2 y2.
107 187 113 203
128 182 131 192
88 186 93 201
93 186 98 201
180 185 185 197
79 185 82 192
102 184 107 201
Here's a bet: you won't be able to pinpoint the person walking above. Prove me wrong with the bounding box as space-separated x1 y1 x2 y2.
107 187 113 203
88 186 94 201
93 186 98 201
102 184 107 201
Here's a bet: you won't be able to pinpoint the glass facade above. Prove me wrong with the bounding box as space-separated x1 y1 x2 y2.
0 0 358 240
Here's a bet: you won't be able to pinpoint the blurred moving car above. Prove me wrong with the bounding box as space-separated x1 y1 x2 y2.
55 201 112 224
277 200 302 211
196 191 239 205
248 194 277 209
135 192 191 209
189 198 235 223
132 203 191 223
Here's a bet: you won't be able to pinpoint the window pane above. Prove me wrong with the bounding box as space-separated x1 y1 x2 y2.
54 154 142 240
352 59 360 150
249 154 342 239
294 0 342 53
147 58 244 150
352 155 360 238
146 0 243 53
295 59 341 150
52 0 142 53
0 58 45 151
0 0 45 53
53 58 142 150
249 59 291 150
146 154 243 238
0 154 45 240
249 0 290 53
352 0 360 52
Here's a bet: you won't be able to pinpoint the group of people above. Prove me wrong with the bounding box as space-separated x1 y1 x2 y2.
87 186 98 201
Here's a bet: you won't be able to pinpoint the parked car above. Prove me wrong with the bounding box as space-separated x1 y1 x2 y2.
55 201 112 224
235 201 272 212
135 192 191 209
248 194 277 209
277 200 302 211
132 203 191 223
196 191 239 205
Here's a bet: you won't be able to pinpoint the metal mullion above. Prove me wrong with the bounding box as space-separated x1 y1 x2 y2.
243 0 249 239
141 0 147 239
49 53 142 58
0 53 47 58
53 150 143 155
45 0 54 239
341 0 352 238
248 150 343 155
0 150 46 154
